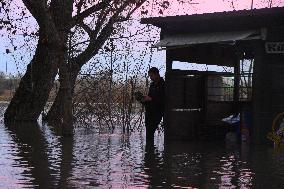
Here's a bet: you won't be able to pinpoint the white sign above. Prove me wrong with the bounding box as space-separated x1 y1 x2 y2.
265 42 284 54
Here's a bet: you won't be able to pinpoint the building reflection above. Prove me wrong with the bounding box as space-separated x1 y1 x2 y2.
161 141 254 188
215 142 253 188
163 141 205 188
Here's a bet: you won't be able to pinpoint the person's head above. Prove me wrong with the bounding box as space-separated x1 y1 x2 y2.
148 67 160 82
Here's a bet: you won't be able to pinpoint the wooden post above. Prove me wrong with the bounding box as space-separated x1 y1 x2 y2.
164 50 173 141
166 51 173 73
252 40 272 144
233 55 240 115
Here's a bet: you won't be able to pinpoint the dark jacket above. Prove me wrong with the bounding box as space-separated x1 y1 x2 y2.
145 77 165 116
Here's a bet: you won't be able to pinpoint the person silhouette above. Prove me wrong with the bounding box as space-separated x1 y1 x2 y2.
143 67 165 143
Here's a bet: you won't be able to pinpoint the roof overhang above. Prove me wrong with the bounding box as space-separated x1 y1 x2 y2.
155 30 266 49
141 7 284 32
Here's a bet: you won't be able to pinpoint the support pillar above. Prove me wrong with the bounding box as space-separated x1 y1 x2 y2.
252 41 272 144
233 55 240 115
164 50 173 141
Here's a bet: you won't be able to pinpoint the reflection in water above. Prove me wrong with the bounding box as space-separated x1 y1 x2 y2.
5 121 57 188
1 107 284 188
58 135 74 188
3 121 74 188
143 143 165 188
213 143 254 188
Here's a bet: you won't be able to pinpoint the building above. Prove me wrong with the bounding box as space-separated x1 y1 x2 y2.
141 7 284 143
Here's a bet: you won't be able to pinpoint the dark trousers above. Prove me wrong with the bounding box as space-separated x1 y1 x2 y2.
145 111 163 141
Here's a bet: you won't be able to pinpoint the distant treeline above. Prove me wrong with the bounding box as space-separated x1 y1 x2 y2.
0 72 21 100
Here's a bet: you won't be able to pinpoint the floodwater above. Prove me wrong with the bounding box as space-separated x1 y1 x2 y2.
1 105 284 188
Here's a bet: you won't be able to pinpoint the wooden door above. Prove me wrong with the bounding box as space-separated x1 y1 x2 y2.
165 70 204 140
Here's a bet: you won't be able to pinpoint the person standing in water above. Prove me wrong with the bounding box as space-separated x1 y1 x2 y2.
143 67 165 142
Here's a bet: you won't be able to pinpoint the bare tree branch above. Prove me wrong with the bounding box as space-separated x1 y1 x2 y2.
71 1 131 68
75 0 85 15
71 0 111 26
80 23 96 39
125 0 147 20
92 10 108 39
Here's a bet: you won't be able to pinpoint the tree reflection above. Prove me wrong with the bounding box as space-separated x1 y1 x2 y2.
5 121 56 187
5 121 74 188
57 136 74 188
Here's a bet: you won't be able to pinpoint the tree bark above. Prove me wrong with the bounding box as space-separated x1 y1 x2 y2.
4 31 60 122
46 0 74 135
4 0 73 129
44 65 80 126
57 63 74 136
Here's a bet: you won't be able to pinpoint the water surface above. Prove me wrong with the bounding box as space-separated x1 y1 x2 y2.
1 104 284 188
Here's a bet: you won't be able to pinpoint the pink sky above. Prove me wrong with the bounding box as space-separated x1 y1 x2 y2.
1 0 284 74
143 0 284 17
191 0 284 12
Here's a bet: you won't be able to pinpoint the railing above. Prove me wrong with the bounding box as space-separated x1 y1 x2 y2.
207 73 253 102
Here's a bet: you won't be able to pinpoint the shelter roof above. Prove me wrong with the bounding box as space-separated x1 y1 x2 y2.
141 7 284 33
154 30 263 48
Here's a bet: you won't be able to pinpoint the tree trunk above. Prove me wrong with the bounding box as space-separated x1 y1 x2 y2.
49 0 74 135
43 50 74 136
57 63 74 136
44 66 79 125
45 1 118 126
5 0 74 136
4 32 59 122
